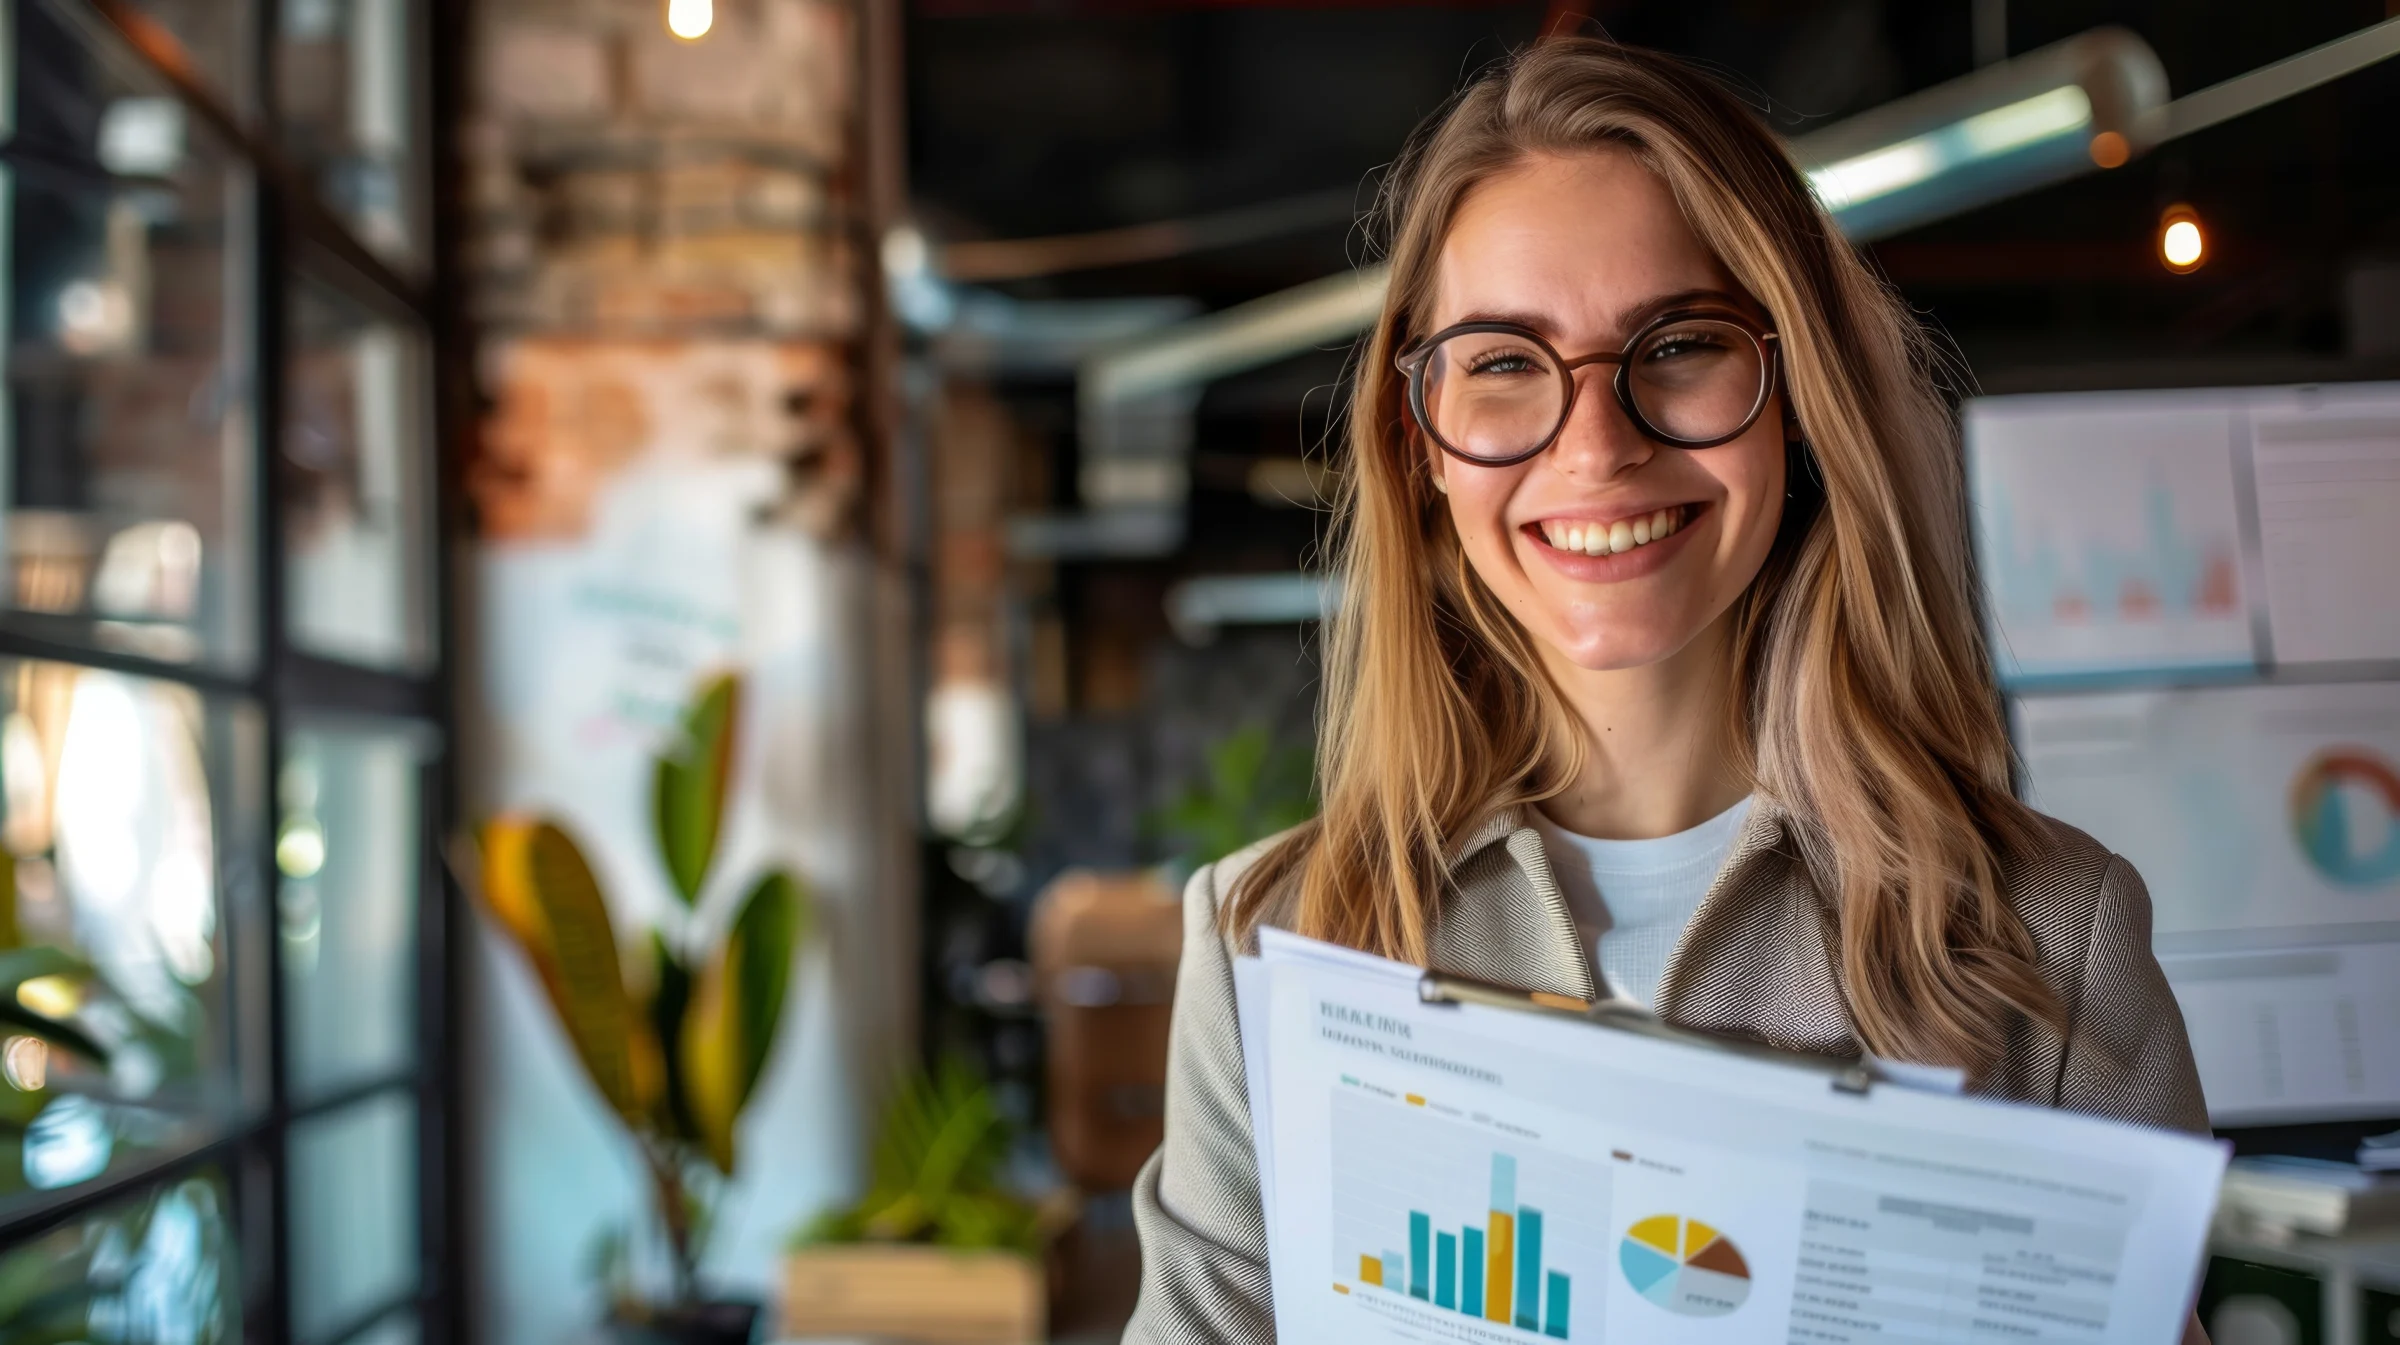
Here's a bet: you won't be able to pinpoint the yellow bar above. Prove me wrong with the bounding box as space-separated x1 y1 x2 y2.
1361 1254 1383 1287
1485 1211 1514 1323
1333 1284 1351 1295
1404 1094 1426 1106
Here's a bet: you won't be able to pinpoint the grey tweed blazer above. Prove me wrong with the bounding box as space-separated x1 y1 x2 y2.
1122 799 2208 1345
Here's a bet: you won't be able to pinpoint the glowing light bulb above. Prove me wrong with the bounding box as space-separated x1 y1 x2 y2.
2159 204 2205 273
667 0 712 39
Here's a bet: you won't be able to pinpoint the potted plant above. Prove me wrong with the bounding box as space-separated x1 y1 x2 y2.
1147 721 1315 875
471 671 809 1345
781 1059 1063 1345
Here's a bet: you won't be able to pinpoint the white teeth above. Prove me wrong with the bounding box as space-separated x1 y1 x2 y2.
1543 506 1687 556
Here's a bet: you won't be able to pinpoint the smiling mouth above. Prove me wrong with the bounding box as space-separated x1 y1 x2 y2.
1530 504 1698 558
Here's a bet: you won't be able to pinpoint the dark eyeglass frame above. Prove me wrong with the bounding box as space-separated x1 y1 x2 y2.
1395 309 1783 466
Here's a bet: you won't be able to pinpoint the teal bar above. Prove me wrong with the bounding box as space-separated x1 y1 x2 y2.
1514 1207 1544 1330
1544 1270 1571 1338
1489 1153 1517 1212
1435 1231 1458 1309
1462 1228 1484 1316
1382 1250 1404 1292
1409 1213 1431 1299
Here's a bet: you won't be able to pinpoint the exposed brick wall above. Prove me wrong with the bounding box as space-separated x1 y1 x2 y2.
460 0 862 539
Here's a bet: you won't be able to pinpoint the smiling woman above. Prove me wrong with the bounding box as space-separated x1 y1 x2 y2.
1123 36 2213 1345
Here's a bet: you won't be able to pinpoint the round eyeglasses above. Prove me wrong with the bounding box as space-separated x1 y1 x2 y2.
1395 311 1781 466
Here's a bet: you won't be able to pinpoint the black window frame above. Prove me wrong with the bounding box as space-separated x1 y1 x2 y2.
0 0 462 1341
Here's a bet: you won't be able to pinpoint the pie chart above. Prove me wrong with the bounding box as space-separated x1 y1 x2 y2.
2290 750 2400 888
1619 1214 1750 1318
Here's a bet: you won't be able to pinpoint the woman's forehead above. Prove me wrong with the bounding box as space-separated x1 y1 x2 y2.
1430 150 1740 344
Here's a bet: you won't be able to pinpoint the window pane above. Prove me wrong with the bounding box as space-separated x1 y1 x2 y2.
1 0 255 671
0 1169 245 1339
288 1092 419 1341
275 0 419 267
347 1311 421 1345
283 273 432 671
281 722 422 1100
0 659 259 1213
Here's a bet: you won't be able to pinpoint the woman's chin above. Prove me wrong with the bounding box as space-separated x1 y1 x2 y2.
1534 629 1693 674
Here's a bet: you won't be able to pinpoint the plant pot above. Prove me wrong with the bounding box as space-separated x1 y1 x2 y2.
606 1299 762 1345
782 1244 1046 1344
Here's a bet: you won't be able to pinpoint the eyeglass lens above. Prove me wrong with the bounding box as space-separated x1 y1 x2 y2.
1418 318 1766 460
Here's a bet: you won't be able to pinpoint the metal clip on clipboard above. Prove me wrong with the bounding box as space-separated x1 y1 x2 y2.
1415 968 1884 1097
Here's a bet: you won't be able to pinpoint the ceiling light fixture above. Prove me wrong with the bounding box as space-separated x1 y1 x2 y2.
666 0 712 40
2160 204 2205 273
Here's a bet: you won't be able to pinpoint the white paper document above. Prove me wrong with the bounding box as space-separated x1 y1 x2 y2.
1237 929 2229 1345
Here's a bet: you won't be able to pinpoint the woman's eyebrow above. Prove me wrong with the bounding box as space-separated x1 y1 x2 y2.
1445 288 1755 343
1451 307 1558 334
1616 287 1751 330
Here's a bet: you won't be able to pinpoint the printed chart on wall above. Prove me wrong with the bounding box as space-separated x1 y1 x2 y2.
1967 396 2259 684
2016 681 2400 1120
2248 387 2400 666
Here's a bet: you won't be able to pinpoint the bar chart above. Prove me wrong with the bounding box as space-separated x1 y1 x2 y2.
1330 1088 1607 1341
1966 398 2257 682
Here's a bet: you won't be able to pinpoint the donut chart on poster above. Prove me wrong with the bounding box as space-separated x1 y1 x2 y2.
2290 749 2400 888
1618 1214 1750 1318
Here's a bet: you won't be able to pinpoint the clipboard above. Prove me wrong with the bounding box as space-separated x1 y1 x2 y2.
1415 969 1893 1097
1242 929 2222 1345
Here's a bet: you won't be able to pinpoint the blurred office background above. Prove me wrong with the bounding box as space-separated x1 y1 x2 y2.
0 0 2393 1342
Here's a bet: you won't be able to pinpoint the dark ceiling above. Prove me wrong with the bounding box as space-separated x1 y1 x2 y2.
905 0 2400 385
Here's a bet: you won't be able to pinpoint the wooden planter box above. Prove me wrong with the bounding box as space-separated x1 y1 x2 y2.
780 1244 1046 1344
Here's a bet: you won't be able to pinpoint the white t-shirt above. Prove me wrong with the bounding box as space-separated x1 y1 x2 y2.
1530 795 1755 1008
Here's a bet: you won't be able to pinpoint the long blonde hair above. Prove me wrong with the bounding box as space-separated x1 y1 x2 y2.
1225 37 2062 1073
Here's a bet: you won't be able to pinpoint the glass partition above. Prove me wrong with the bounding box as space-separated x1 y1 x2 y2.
0 657 258 1214
0 0 448 1332
275 0 420 267
287 1090 418 1341
1 0 255 670
0 1168 244 1338
279 720 422 1101
283 272 432 670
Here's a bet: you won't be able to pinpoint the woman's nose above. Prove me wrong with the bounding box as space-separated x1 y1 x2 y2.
1546 366 1654 479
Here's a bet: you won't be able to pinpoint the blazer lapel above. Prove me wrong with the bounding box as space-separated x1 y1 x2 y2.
1654 802 1861 1058
1428 806 1597 1002
1435 800 1862 1059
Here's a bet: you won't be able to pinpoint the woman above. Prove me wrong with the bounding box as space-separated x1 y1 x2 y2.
1123 36 2212 1345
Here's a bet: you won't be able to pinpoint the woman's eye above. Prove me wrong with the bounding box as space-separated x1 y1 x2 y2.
1642 333 1730 362
1466 352 1542 376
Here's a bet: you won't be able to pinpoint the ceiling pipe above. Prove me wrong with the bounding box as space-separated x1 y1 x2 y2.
1078 22 2284 416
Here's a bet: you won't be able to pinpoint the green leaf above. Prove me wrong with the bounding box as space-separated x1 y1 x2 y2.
0 1000 108 1064
515 822 646 1122
727 871 805 1110
677 870 807 1174
0 849 16 950
647 933 698 1144
652 674 742 907
0 946 94 991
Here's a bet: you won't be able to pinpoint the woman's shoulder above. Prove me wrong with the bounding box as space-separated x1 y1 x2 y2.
1184 824 1310 940
1996 807 2153 980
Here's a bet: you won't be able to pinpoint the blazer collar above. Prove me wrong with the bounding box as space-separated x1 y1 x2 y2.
1451 794 1792 871
1450 795 1803 995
